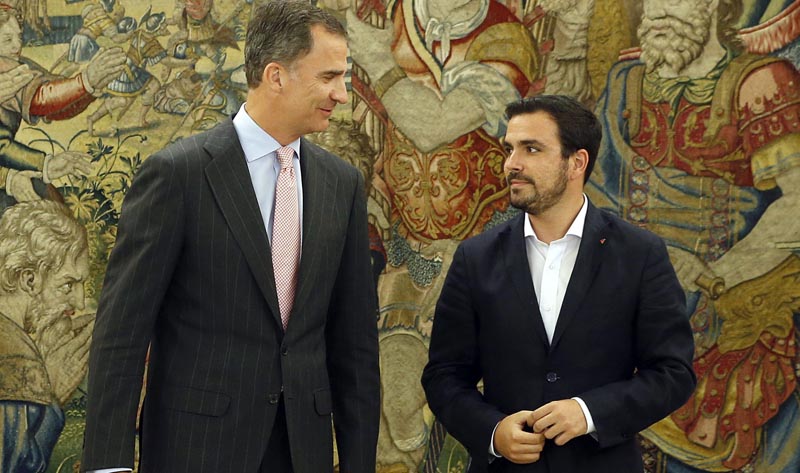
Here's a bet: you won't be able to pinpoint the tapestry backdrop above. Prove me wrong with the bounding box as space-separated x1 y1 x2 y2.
0 0 798 472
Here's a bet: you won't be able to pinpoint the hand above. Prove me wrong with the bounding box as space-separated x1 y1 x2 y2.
345 8 396 79
84 47 127 92
44 150 93 181
530 399 587 446
39 314 95 405
0 63 37 103
6 169 42 201
493 411 546 464
667 246 713 292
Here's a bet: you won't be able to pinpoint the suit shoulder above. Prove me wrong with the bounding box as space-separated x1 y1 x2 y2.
146 130 214 169
598 208 665 248
302 138 361 181
459 214 520 252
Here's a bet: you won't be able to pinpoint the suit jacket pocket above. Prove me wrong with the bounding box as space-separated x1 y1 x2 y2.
314 388 332 416
158 385 231 417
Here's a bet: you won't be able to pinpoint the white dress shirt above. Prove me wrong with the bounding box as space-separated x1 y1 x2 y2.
490 195 596 458
234 103 304 242
87 104 304 473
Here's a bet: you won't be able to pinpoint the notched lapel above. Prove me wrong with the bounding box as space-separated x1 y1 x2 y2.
503 215 549 346
550 202 608 351
203 119 282 327
289 140 338 325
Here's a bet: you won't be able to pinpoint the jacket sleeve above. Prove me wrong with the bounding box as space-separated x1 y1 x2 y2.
580 237 696 448
82 151 185 470
326 170 381 473
421 244 506 457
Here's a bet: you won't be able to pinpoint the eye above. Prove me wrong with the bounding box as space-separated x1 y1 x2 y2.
526 146 539 153
58 281 74 294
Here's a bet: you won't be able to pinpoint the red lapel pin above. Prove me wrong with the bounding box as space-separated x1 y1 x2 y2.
600 238 606 245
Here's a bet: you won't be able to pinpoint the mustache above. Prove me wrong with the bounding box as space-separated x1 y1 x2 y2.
506 171 535 186
640 16 696 33
638 15 707 43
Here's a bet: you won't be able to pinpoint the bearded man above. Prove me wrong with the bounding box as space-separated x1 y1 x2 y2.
588 0 800 471
0 201 93 472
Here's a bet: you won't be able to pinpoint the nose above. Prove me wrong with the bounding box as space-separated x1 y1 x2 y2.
643 1 666 18
504 148 521 174
70 283 86 311
331 75 348 105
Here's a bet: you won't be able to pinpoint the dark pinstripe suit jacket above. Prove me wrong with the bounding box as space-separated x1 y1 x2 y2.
82 118 380 473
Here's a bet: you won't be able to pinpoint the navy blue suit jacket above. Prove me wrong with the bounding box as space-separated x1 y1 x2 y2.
422 200 695 472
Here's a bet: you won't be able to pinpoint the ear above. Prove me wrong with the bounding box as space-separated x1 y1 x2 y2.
18 268 41 296
262 62 286 92
570 149 589 181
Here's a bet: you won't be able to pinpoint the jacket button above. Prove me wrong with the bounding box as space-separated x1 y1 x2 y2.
281 346 289 356
268 393 280 404
546 372 559 383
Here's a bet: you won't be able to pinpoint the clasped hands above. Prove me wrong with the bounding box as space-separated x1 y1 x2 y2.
493 399 588 464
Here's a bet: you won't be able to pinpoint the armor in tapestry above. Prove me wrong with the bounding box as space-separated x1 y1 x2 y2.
590 50 800 471
380 0 538 242
106 29 166 97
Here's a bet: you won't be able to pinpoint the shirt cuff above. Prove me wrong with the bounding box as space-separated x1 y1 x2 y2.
572 396 597 437
489 421 502 458
87 469 133 473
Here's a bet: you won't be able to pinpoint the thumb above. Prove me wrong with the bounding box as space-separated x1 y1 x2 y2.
18 170 43 179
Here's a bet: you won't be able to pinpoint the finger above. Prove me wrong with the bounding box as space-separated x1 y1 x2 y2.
506 452 541 464
72 159 94 174
533 414 557 434
73 314 95 329
17 190 39 201
554 431 577 446
510 431 545 448
20 170 43 178
77 341 91 359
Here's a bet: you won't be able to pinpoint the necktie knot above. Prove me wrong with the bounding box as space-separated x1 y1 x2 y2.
277 146 294 170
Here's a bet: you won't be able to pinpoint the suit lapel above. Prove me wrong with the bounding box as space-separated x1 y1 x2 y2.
550 202 608 350
203 118 282 328
289 139 337 322
502 214 549 347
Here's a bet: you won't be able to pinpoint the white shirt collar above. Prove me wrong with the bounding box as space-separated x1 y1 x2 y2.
233 103 301 163
523 194 589 242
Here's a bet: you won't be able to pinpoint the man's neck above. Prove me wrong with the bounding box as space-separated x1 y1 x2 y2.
243 94 300 146
528 193 584 244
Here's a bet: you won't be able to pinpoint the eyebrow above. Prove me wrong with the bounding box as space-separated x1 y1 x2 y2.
502 139 546 149
319 69 346 78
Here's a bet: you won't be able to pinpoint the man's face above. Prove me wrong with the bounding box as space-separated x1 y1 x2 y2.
279 25 349 141
638 0 714 72
503 111 570 216
36 249 89 322
0 17 22 60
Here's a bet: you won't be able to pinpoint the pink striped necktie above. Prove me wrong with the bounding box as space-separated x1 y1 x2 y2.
272 146 300 330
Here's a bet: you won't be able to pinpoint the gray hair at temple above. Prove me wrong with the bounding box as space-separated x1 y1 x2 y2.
244 0 346 88
0 201 88 294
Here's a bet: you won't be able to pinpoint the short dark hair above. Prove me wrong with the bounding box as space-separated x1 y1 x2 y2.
505 95 602 183
244 1 346 88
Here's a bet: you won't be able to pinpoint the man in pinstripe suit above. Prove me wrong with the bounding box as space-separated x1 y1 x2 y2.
81 2 380 472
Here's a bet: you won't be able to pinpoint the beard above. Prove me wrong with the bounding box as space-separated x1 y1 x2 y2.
507 160 569 216
638 9 712 73
25 297 71 349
